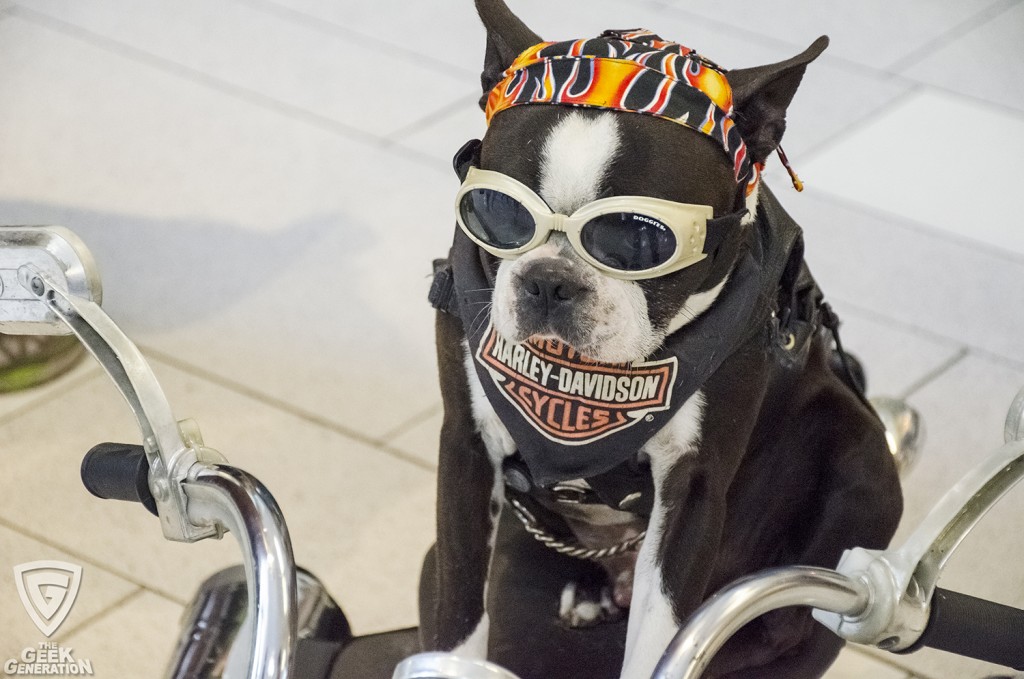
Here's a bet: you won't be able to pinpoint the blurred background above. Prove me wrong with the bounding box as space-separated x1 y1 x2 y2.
0 0 1022 677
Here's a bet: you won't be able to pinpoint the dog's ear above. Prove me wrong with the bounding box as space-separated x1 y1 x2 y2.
476 0 541 110
727 36 829 163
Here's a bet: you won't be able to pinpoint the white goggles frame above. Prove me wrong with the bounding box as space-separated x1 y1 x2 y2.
455 167 714 281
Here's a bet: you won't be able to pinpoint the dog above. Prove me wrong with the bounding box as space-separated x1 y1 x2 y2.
420 2 903 677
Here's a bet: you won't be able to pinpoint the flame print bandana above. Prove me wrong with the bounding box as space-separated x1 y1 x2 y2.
485 29 760 194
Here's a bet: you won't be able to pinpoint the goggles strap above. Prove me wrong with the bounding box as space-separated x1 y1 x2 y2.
453 139 482 182
703 208 748 259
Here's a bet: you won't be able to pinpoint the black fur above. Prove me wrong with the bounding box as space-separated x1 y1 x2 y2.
728 37 830 164
424 3 903 677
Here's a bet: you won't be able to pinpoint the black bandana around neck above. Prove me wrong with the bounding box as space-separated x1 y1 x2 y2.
447 187 807 486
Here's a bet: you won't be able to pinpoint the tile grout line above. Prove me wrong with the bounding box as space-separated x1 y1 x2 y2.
648 0 1015 91
963 345 1024 374
382 444 437 470
885 0 1022 74
831 294 1024 373
384 93 481 145
827 297 962 349
0 513 189 605
794 83 924 168
643 0 920 83
236 0 477 79
51 586 145 644
899 347 970 400
0 365 104 429
645 0 811 59
378 401 443 444
802 184 1024 269
7 5 445 175
7 5 368 144
137 344 437 473
904 81 1024 123
0 347 440 472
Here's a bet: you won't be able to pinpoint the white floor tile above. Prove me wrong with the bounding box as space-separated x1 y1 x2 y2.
2 1 1024 674
247 0 481 74
877 354 1024 679
0 358 436 635
269 0 794 74
780 187 1024 365
769 61 912 159
15 0 467 138
61 591 183 679
901 2 1024 114
394 98 485 164
0 354 99 420
269 0 920 98
800 89 1022 257
0 16 455 437
0 525 139 660
829 304 964 399
663 0 1001 70
376 0 913 163
385 404 442 469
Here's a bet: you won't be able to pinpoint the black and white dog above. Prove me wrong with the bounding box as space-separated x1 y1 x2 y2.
421 2 902 677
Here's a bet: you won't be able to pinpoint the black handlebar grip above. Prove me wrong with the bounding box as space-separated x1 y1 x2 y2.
81 443 158 517
899 588 1024 670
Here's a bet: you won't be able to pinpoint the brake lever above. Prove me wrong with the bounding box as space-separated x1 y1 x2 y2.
814 390 1024 650
21 262 228 542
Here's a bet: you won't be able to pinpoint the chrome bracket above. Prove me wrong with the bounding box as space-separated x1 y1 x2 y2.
815 390 1024 650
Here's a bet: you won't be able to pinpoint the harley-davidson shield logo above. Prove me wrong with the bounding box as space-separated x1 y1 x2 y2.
14 560 82 637
477 326 678 444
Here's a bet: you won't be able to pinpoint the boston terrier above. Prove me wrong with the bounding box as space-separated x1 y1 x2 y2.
421 1 903 677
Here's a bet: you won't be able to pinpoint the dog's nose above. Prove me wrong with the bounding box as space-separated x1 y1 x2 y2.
519 260 589 309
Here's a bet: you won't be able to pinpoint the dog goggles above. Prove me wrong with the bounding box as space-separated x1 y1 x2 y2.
455 166 738 280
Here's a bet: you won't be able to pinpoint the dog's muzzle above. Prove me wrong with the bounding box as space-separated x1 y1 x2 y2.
514 257 592 332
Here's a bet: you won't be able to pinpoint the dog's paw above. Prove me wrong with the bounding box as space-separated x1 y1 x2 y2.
558 581 625 628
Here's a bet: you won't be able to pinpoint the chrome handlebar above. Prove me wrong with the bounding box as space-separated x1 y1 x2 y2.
652 387 1024 678
813 420 1024 650
6 226 1023 679
396 391 1024 679
0 226 297 679
651 567 869 679
183 466 297 679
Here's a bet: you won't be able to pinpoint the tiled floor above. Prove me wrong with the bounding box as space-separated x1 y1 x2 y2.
0 1 1022 678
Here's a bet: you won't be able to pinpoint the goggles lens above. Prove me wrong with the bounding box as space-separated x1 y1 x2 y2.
454 167 716 279
580 213 678 271
458 189 536 249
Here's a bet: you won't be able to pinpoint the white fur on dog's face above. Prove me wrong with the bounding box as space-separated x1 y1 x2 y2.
490 112 665 364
